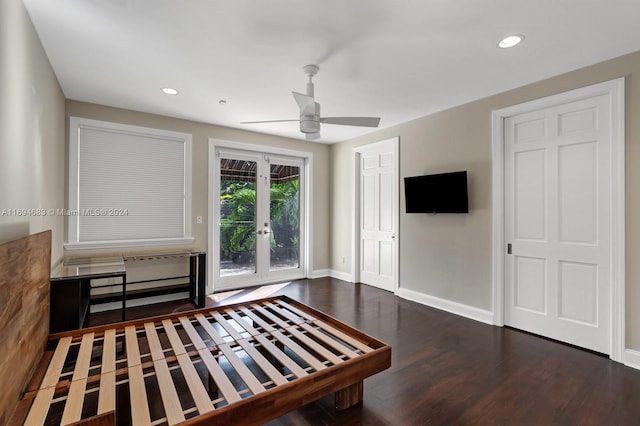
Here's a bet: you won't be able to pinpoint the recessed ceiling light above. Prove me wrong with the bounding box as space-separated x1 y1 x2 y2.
161 87 178 95
498 35 524 49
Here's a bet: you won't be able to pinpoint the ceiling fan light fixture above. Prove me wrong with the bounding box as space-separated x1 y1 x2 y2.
161 87 178 95
498 34 524 48
300 115 320 134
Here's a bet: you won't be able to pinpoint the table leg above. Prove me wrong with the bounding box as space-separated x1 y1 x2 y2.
198 253 206 307
121 275 127 322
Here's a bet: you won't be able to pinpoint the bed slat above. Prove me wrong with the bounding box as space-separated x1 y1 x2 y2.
61 333 95 425
175 353 215 414
224 308 260 336
179 317 208 351
125 326 151 426
144 322 166 361
235 339 288 386
128 365 151 426
23 387 55 425
125 326 141 367
212 312 245 341
61 379 87 425
254 334 308 379
145 323 186 425
298 323 360 359
73 333 95 381
270 330 327 372
162 319 187 356
41 336 72 388
153 356 185 425
217 343 265 395
251 304 291 329
274 299 317 322
265 302 304 325
24 336 73 424
97 329 116 415
239 306 275 332
195 314 226 346
197 347 242 404
286 326 344 365
176 318 242 404
312 321 374 354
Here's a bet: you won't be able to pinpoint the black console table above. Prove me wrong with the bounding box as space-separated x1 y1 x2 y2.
50 251 206 333
123 251 207 309
49 258 126 333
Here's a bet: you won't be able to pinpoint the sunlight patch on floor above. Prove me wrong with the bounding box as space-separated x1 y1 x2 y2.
208 282 291 305
208 289 244 303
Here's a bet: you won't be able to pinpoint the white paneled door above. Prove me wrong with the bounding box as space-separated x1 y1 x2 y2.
504 93 613 354
358 138 398 292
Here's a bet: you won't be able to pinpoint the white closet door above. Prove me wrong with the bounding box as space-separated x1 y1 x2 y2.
504 94 611 354
359 139 398 292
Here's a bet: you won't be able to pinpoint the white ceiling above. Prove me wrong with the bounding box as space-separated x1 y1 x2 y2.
23 0 640 144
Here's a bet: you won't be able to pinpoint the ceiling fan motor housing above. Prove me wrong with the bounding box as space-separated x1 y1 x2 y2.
300 102 320 133
300 116 320 133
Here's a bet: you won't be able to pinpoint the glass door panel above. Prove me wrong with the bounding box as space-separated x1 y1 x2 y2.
219 158 257 277
269 163 300 271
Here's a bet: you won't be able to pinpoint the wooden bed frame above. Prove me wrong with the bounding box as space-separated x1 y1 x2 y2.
1 232 391 425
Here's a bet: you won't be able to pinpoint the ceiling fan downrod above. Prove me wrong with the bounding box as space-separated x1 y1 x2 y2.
303 64 319 98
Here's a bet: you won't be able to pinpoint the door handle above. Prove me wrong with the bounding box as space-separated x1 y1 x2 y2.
507 243 512 255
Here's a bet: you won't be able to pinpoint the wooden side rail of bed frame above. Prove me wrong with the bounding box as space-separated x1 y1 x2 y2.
16 295 391 425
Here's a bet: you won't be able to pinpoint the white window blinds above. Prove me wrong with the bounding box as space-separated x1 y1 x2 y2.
66 117 193 249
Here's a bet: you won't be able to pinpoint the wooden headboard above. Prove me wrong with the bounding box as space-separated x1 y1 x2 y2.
0 230 51 425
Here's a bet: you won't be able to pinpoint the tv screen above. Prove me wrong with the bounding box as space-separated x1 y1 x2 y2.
404 171 469 213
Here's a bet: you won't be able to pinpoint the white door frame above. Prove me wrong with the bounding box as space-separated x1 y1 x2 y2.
491 78 625 362
351 137 400 291
208 138 313 293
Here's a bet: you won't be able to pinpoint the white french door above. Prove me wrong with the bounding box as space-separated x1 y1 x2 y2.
503 89 617 354
213 147 306 290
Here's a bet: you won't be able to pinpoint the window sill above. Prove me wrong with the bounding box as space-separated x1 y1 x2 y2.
64 237 195 251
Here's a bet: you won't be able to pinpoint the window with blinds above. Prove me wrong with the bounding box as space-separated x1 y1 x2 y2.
66 117 193 249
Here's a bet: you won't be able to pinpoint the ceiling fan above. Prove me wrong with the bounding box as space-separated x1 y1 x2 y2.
241 64 380 140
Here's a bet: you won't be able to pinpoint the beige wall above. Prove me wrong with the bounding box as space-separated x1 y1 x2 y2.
331 50 640 351
65 101 331 273
0 0 66 266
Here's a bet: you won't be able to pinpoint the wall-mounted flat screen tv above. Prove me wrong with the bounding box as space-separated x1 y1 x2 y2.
404 171 469 213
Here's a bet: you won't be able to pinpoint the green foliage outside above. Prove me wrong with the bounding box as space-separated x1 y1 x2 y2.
220 179 299 263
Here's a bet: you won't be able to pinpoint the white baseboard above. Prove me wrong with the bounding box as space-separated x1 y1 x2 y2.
329 269 354 282
309 269 330 279
624 349 640 370
396 287 494 325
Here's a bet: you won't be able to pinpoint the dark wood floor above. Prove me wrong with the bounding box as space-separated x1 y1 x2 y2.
88 278 640 425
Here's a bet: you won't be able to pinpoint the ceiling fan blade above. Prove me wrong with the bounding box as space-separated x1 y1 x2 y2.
306 132 320 141
240 119 299 124
320 117 380 127
292 91 316 115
